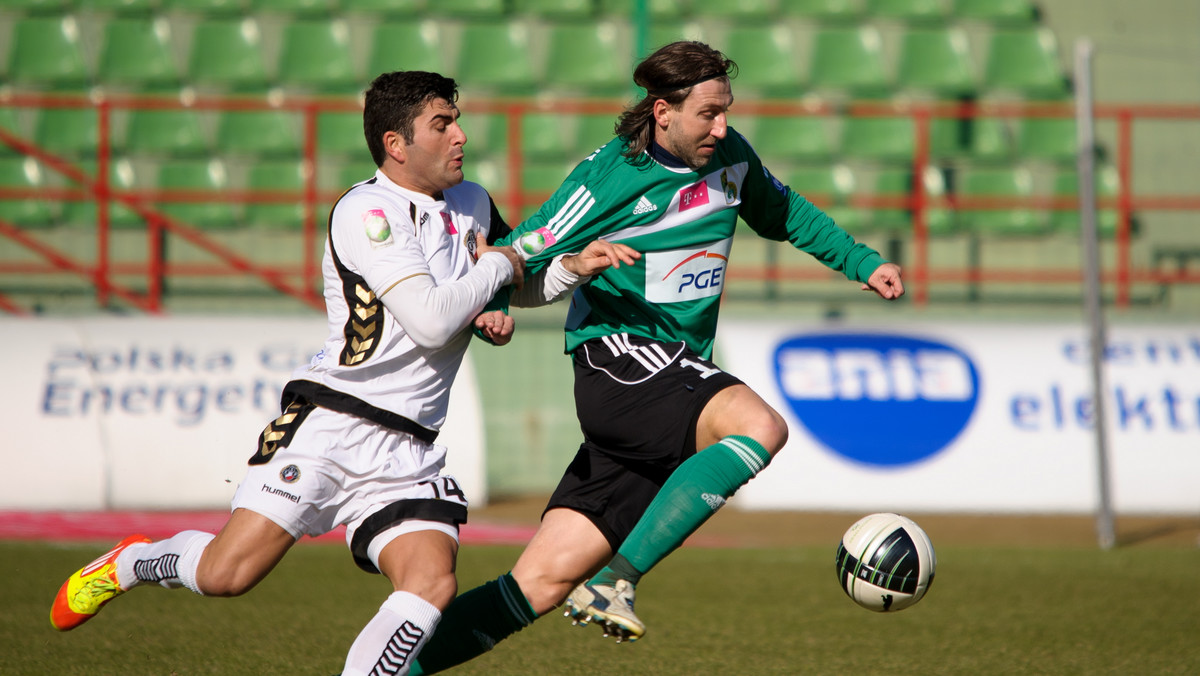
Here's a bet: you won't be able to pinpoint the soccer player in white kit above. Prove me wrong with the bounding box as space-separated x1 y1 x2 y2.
49 71 638 676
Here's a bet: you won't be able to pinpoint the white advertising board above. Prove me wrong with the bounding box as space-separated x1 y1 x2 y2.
0 317 487 510
721 321 1200 514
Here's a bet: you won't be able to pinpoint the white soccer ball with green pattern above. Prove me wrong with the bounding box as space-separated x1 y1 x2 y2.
835 513 936 612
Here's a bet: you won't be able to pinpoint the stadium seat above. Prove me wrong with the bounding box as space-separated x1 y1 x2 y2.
455 22 539 93
867 0 946 22
983 28 1070 98
1051 165 1124 237
950 0 1038 25
317 111 365 158
0 108 22 156
0 157 56 227
954 165 1044 235
0 0 71 11
461 112 510 159
513 0 595 19
32 108 99 157
747 116 834 163
463 156 508 197
574 114 617 155
368 21 446 77
429 0 507 18
599 0 690 19
895 27 976 97
646 23 708 54
520 113 574 161
340 0 425 15
122 107 209 157
97 17 181 91
161 0 244 13
251 0 333 14
691 0 777 22
243 160 309 230
840 116 914 163
777 0 863 22
187 18 270 92
807 26 890 97
214 110 302 157
521 160 574 194
60 158 143 229
783 164 861 232
542 22 630 96
864 166 954 234
723 25 804 98
931 116 1012 162
1014 115 1077 163
8 16 91 90
155 159 239 228
277 20 359 94
88 0 160 14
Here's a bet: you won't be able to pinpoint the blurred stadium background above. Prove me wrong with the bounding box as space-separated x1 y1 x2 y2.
1 0 1197 501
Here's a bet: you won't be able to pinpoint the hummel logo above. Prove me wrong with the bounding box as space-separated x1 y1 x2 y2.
632 195 658 215
701 492 726 511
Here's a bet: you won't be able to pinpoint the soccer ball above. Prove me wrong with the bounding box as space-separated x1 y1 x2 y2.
835 512 936 612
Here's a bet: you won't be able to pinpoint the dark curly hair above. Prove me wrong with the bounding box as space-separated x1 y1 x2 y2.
363 71 459 167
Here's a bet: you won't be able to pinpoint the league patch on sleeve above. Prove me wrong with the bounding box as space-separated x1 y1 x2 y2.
362 208 393 247
763 166 786 194
516 227 557 258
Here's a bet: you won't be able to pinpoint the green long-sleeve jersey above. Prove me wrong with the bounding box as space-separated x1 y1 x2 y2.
500 128 887 359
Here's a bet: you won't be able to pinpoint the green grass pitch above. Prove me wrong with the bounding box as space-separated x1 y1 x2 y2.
5 539 1198 675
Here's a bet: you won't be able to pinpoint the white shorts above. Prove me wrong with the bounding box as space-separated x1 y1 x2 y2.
232 406 469 569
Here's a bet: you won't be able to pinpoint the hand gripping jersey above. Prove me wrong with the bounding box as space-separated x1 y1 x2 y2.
501 129 887 359
285 171 511 442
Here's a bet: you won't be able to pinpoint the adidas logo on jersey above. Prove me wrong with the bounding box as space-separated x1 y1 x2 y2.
701 492 726 511
632 195 658 215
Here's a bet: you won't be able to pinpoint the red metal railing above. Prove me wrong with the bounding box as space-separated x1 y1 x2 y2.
1 94 1198 313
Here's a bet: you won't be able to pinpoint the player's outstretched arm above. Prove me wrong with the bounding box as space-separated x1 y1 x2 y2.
861 262 905 300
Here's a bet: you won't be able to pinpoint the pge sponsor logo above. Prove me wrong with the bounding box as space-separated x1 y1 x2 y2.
773 333 980 467
644 237 732 303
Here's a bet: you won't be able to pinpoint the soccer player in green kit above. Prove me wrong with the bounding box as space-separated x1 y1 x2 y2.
411 41 904 673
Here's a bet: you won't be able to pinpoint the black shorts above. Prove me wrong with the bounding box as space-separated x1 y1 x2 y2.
545 333 742 550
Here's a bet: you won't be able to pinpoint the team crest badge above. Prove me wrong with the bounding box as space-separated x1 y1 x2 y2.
280 465 301 483
721 169 738 204
464 227 478 259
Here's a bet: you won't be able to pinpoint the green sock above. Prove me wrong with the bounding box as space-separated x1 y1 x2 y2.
409 572 536 676
590 436 771 589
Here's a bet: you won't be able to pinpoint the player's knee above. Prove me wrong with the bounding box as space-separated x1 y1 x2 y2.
407 570 457 609
735 404 788 456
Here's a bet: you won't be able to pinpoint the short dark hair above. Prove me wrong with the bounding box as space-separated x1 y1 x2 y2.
363 71 459 167
615 41 737 160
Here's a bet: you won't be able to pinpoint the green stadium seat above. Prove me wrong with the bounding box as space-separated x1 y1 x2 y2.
430 0 507 18
646 23 708 54
368 21 446 76
461 112 510 159
723 25 803 98
33 108 100 157
328 159 378 192
983 28 1070 98
61 158 143 229
251 0 333 13
8 16 91 90
277 20 359 94
0 108 23 156
521 160 573 193
456 22 539 93
692 0 776 22
155 159 239 228
950 0 1038 25
807 26 890 96
462 156 508 196
214 110 302 157
574 114 617 155
895 27 976 97
777 0 863 21
955 165 1045 235
122 107 209 157
243 160 309 229
0 0 71 11
929 116 1012 161
340 0 425 16
747 116 834 163
520 113 574 161
97 17 181 91
0 157 56 227
88 0 160 13
840 116 914 163
1014 116 1077 163
513 0 595 19
867 0 946 22
161 0 245 13
543 22 630 96
784 164 861 232
599 0 690 19
1051 165 1124 238
187 18 270 92
317 111 365 158
862 166 954 234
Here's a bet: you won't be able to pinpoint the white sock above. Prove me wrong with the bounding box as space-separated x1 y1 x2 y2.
342 591 441 676
116 531 214 594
